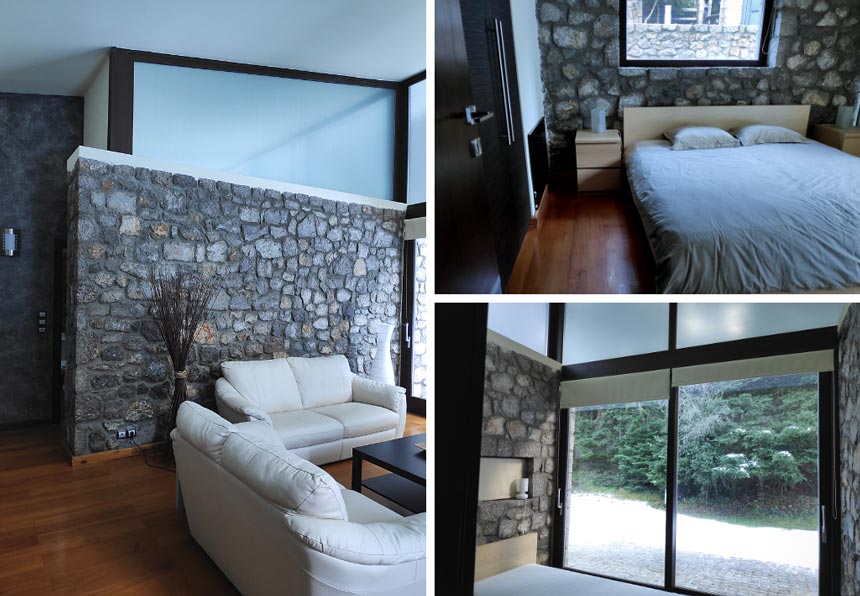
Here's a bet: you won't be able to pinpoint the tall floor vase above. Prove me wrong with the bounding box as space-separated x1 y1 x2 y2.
369 322 396 385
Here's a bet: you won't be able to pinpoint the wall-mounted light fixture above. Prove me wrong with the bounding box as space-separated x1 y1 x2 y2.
2 228 20 257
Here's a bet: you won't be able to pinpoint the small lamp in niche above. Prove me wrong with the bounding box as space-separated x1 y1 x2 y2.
591 108 607 134
2 228 20 257
515 478 529 500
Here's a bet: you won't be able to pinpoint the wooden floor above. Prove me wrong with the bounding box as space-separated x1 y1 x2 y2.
506 184 655 294
0 414 426 595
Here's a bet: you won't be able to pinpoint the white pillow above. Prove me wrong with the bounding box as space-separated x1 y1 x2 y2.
220 425 348 520
731 125 808 146
221 358 303 413
664 126 741 151
288 355 354 408
176 401 233 463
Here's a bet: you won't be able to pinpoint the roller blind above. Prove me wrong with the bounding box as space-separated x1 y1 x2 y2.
671 350 834 387
560 369 670 409
404 217 426 240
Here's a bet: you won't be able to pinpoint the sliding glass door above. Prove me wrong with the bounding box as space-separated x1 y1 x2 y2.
675 375 819 596
562 372 831 596
566 400 668 586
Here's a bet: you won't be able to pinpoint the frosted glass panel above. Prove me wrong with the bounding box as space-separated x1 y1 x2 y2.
677 304 846 348
133 63 395 199
487 303 549 356
407 79 426 204
563 304 669 364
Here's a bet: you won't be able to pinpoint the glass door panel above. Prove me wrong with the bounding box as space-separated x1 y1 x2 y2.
565 400 668 586
675 374 819 596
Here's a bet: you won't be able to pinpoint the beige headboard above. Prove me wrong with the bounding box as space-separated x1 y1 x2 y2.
623 105 812 147
474 533 538 582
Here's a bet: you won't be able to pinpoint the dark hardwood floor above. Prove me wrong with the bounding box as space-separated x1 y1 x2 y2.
0 414 427 595
506 183 656 294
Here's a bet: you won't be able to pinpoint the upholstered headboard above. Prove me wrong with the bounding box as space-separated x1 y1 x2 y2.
623 105 812 147
475 533 538 582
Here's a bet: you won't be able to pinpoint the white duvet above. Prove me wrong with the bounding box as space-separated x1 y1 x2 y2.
625 140 860 293
475 564 665 596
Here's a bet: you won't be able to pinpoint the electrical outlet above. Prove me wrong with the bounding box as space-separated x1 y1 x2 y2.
127 428 137 439
117 429 127 439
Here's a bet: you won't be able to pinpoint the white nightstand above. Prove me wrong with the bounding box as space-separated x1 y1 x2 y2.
812 124 860 157
575 129 622 194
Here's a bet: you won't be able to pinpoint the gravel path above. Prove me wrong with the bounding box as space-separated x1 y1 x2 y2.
566 494 817 596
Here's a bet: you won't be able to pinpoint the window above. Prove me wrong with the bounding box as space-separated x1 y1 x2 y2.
620 0 775 66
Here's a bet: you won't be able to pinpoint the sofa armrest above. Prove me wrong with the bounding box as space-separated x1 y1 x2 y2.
284 512 426 566
215 377 272 425
352 375 406 413
352 375 407 437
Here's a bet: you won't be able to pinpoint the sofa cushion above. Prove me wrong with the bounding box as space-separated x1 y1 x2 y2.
221 358 303 414
220 426 347 520
176 401 233 463
269 410 344 449
288 355 353 408
341 489 403 523
311 403 399 439
284 512 427 565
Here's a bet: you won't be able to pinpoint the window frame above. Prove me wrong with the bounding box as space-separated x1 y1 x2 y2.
552 304 842 596
618 0 777 68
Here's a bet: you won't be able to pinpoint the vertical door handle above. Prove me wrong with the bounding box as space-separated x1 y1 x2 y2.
402 322 412 349
491 18 515 146
820 505 827 543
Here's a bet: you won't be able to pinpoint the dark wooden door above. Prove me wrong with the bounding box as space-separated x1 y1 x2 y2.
459 0 532 289
435 0 501 294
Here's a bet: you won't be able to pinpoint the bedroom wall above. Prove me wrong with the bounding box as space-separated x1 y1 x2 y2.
65 157 404 455
839 303 860 596
0 92 83 427
477 334 561 565
536 0 860 169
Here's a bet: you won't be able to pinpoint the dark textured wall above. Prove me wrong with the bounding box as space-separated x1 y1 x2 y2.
536 0 860 169
0 93 83 426
65 158 404 455
478 336 561 565
839 303 860 596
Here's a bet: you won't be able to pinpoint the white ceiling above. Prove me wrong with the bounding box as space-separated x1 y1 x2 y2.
0 0 426 96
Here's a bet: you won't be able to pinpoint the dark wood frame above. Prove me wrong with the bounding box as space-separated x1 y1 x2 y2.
552 304 841 596
107 48 424 203
437 303 489 596
618 0 776 68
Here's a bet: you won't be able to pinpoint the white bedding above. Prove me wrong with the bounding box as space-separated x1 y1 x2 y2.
474 564 666 596
625 139 860 293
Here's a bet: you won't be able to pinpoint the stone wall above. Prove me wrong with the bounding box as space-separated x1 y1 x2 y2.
839 303 860 596
0 93 82 427
65 157 404 455
627 24 760 61
477 337 561 564
537 0 860 170
412 237 428 399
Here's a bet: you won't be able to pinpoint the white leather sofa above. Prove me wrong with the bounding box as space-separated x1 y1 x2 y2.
173 401 426 596
215 355 406 465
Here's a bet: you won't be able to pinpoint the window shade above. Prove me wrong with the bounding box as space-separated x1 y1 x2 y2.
404 216 426 240
671 350 833 387
560 369 670 409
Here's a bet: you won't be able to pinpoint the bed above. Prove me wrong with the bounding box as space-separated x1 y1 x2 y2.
623 105 860 294
473 534 665 596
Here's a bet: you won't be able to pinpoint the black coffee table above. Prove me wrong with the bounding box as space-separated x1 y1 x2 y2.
352 433 426 513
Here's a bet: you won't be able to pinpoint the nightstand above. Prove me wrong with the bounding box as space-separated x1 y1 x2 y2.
575 129 622 194
812 124 860 157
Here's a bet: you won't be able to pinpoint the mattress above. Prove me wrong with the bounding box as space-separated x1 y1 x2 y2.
474 564 665 596
625 139 860 293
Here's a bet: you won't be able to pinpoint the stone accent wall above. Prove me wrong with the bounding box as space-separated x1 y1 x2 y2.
537 0 860 170
65 158 404 455
627 24 760 61
839 303 860 596
0 93 82 427
477 338 561 564
412 237 428 399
